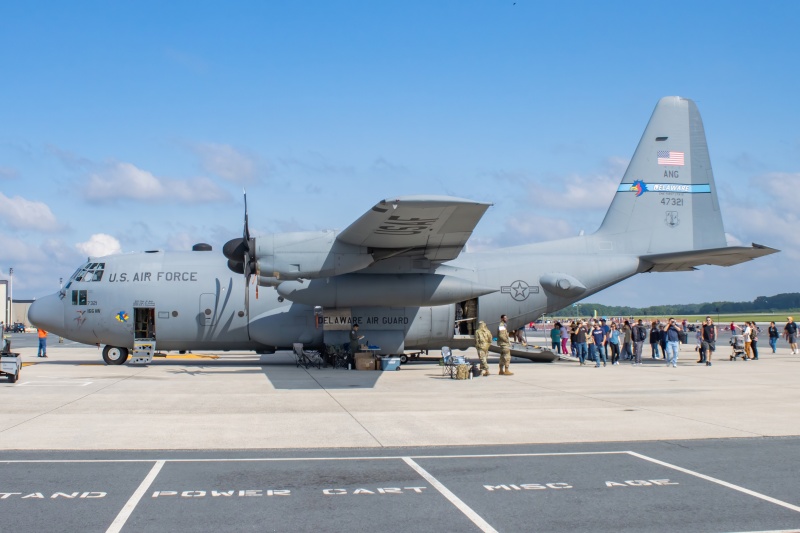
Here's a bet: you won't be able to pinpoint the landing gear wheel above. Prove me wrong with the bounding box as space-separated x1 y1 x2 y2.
102 346 129 365
399 354 408 364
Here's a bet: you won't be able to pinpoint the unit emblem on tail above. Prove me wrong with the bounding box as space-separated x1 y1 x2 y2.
665 211 680 228
630 180 646 196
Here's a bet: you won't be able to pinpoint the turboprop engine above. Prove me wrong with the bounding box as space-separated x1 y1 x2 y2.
224 230 373 285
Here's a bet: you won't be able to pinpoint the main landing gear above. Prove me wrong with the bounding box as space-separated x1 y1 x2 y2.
102 346 129 365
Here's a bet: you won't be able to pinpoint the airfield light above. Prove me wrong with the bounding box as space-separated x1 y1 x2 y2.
8 267 12 328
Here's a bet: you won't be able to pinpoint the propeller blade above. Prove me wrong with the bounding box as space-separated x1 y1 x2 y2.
243 189 251 245
244 276 250 319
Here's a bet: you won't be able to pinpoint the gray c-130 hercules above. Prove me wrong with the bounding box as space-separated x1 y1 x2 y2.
29 97 777 365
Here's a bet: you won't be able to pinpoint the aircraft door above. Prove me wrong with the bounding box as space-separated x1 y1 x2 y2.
454 298 478 337
199 293 217 327
133 308 155 339
131 307 156 364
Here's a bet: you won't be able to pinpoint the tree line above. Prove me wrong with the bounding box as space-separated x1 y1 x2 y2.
554 292 800 317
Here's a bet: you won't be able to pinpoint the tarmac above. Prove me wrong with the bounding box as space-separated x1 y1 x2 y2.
2 331 800 532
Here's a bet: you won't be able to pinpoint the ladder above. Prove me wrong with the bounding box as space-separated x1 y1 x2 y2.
130 339 155 365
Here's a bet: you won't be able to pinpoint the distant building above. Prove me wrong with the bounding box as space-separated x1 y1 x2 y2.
13 300 34 328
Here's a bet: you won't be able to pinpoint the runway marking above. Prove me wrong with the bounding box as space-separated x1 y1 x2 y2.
106 460 164 533
402 457 498 533
627 452 800 514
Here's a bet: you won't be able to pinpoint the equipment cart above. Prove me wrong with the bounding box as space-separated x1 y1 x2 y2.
1 336 21 383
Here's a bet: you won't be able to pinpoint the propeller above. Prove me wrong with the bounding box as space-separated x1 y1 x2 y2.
223 190 258 317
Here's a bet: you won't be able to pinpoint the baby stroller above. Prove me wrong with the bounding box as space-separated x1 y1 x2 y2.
729 335 746 361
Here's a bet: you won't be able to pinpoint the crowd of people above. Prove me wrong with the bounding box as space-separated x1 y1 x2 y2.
544 316 800 367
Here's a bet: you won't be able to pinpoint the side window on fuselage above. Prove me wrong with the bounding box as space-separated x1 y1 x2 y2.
71 290 88 305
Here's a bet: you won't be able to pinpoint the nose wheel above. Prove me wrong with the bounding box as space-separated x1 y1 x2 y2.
102 346 129 365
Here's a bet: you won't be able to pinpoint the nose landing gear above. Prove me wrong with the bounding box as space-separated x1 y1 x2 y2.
102 346 129 365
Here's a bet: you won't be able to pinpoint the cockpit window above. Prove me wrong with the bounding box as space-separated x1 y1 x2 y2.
71 262 105 283
71 290 87 305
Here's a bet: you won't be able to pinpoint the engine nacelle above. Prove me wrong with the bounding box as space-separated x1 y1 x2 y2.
255 231 373 280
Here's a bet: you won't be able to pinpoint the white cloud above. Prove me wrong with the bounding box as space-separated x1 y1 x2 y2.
553 173 619 210
190 143 259 184
0 235 86 296
165 231 197 251
724 204 799 260
544 157 626 210
0 192 60 232
754 172 800 211
504 213 574 243
725 233 743 247
85 161 231 203
468 213 575 250
485 157 626 212
75 234 122 258
0 233 48 262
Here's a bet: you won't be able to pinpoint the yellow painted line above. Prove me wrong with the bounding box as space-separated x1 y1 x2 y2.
22 362 38 367
162 354 220 360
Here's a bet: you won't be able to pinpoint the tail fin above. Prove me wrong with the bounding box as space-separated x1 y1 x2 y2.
596 96 727 255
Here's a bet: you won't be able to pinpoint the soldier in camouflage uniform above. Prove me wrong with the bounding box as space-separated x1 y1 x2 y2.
475 320 492 376
464 298 478 335
497 314 513 375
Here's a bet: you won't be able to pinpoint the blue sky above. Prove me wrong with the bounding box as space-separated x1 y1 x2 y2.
1 1 798 306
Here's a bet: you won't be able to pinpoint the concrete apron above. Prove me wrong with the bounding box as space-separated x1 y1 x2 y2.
0 342 797 450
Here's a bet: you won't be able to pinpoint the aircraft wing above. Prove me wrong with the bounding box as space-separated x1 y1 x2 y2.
639 243 779 272
336 195 492 262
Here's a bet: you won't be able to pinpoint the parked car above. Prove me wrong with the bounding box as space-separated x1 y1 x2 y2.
6 323 25 333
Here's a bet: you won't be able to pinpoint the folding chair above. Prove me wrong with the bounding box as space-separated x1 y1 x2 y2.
441 346 467 378
293 343 307 368
293 343 323 369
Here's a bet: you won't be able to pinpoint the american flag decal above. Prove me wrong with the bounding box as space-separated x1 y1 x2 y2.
657 150 684 166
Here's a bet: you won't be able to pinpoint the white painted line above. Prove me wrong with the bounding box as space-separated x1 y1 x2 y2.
106 460 165 533
18 381 93 387
403 457 498 533
1 451 629 464
724 530 800 533
627 451 800 514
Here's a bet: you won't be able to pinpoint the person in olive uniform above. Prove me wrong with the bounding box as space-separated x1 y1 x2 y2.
348 324 364 366
497 315 513 375
475 320 493 376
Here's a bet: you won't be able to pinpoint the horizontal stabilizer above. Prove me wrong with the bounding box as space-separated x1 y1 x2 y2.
640 243 779 272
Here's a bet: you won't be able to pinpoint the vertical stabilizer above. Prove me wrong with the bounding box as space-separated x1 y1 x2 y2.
596 97 727 255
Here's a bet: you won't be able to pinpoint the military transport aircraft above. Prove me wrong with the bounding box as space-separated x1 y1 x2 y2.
29 97 777 365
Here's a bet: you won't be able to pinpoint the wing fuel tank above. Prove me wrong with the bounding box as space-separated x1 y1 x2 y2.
276 274 497 307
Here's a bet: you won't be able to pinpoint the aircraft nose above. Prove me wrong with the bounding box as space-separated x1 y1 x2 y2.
28 293 65 332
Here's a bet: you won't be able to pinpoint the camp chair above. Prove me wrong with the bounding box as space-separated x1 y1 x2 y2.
441 346 467 378
293 343 323 369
